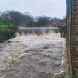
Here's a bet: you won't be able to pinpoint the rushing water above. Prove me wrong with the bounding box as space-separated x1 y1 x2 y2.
0 33 66 78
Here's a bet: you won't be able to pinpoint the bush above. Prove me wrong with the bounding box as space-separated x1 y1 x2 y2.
0 19 17 42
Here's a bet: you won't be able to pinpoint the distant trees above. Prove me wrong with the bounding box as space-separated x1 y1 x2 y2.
34 16 50 27
0 11 65 28
1 11 34 26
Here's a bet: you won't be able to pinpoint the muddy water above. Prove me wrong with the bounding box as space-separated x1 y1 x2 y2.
0 33 66 78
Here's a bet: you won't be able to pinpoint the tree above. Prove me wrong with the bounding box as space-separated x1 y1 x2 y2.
1 11 34 26
35 16 50 27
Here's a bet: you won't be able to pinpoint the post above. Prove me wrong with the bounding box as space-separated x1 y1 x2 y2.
66 0 78 78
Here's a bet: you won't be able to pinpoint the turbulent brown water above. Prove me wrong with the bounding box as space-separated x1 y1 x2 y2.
0 33 66 78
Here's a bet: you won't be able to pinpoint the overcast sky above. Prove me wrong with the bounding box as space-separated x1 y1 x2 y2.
0 0 66 18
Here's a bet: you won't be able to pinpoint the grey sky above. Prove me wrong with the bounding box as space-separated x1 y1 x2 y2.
0 0 66 18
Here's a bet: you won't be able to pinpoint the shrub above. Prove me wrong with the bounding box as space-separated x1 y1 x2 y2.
0 19 17 42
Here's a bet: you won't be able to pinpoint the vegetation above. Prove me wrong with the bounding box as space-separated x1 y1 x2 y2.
0 11 65 28
0 18 16 42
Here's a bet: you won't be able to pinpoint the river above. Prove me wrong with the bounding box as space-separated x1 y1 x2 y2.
0 33 66 78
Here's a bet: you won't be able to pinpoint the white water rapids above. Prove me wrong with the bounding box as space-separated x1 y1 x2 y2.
0 33 66 78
